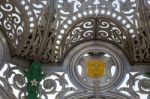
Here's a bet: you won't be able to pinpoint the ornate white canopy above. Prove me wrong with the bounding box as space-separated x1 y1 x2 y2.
0 0 150 99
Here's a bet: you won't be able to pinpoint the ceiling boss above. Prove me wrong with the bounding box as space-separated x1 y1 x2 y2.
87 59 106 78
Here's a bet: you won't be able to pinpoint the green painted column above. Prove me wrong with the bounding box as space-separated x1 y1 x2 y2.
25 61 44 99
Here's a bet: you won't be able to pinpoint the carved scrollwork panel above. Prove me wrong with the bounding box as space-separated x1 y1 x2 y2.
39 31 55 62
17 15 46 60
0 0 56 63
54 0 150 64
133 0 150 63
118 72 150 99
0 1 24 53
96 17 133 59
16 4 55 62
39 72 76 99
60 17 133 62
2 63 27 99
61 18 95 57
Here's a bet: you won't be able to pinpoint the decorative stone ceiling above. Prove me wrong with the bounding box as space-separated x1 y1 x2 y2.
1 0 150 64
1 1 150 99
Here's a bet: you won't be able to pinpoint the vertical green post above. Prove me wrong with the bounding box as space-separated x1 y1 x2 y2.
25 61 44 99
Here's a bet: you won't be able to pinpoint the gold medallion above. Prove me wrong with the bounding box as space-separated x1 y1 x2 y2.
87 59 106 78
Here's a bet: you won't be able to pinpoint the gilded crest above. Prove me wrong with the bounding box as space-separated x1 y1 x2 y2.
87 59 106 78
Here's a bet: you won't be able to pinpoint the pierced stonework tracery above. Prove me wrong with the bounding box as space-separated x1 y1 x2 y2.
1 0 150 64
1 0 150 99
61 17 132 62
0 1 24 54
